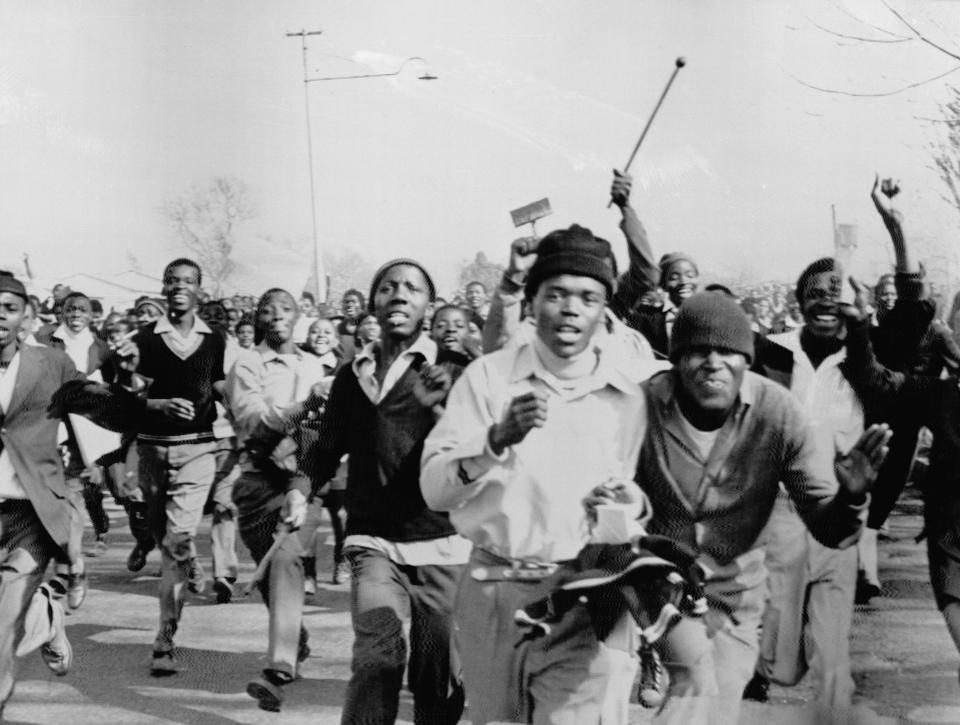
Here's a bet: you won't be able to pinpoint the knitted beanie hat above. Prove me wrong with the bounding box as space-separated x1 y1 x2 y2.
795 257 836 306
525 224 614 300
669 292 754 363
367 258 436 312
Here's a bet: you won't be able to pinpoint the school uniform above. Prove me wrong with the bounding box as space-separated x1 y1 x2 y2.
312 334 469 725
133 315 225 658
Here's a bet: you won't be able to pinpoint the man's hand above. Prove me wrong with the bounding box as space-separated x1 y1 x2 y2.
610 168 633 208
870 174 903 227
149 397 195 421
846 277 872 320
413 365 453 409
113 339 139 373
281 489 308 530
582 478 645 524
488 391 548 455
507 237 539 279
835 423 892 499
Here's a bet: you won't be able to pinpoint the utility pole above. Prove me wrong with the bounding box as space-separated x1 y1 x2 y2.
286 29 326 303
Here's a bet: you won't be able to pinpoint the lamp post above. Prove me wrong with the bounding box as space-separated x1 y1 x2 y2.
286 29 436 304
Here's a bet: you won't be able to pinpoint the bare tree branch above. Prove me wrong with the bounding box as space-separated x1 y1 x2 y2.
881 0 960 63
783 63 960 97
826 0 911 40
809 18 910 44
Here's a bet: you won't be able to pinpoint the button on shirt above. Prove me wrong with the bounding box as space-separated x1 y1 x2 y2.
420 339 647 563
0 351 28 500
347 334 473 567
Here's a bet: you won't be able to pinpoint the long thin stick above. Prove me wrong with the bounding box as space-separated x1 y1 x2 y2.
242 524 293 597
609 57 686 207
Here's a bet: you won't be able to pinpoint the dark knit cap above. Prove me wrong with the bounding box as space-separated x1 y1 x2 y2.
0 273 28 301
658 252 698 284
525 224 614 300
669 292 754 363
795 257 836 306
368 258 436 312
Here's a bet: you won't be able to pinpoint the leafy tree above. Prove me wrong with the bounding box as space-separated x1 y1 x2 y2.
455 251 504 300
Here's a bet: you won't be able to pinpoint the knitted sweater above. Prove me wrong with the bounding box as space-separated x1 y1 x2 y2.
135 322 226 438
310 355 459 542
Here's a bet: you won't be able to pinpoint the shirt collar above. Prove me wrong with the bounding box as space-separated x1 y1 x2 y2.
352 333 438 376
256 340 305 364
508 337 641 396
53 323 93 344
154 314 212 336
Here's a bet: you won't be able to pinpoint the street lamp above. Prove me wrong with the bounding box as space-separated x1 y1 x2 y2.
286 30 437 304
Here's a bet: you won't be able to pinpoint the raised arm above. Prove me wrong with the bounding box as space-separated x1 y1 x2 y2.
610 169 659 318
481 237 538 353
870 175 916 275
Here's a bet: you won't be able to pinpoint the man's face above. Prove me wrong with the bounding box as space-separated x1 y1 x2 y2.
257 291 299 346
306 319 337 355
299 297 315 315
676 347 748 415
62 296 92 333
136 303 162 328
199 302 228 332
465 283 486 310
530 274 607 358
373 265 431 341
801 270 843 339
876 282 897 312
431 307 469 353
162 264 201 315
0 293 26 349
661 260 698 307
52 284 68 301
236 323 256 349
342 294 362 320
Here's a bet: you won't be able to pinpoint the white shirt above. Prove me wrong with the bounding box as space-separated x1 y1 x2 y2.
347 334 473 567
421 338 647 562
52 324 95 374
154 314 212 360
0 352 28 500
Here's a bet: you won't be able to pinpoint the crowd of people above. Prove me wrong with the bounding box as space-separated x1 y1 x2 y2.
0 170 956 725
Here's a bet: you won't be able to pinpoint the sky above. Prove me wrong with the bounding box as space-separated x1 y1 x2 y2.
2 0 960 301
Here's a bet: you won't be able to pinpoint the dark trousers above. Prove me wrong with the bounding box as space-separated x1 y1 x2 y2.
340 546 464 725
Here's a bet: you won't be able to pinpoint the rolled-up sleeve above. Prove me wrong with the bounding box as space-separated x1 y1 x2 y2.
421 359 507 512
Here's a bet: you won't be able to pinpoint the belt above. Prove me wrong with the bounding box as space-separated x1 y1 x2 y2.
138 432 216 445
470 547 562 583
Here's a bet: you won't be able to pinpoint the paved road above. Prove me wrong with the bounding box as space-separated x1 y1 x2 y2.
3 490 959 724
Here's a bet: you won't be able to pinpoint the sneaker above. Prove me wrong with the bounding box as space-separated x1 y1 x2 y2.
246 675 283 712
40 589 72 676
181 558 206 595
127 545 148 573
87 536 108 558
304 576 317 596
331 562 350 585
743 672 770 702
150 650 180 676
213 577 233 604
67 570 87 610
637 642 666 708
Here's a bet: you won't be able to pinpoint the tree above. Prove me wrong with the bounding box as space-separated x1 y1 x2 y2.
161 177 256 297
323 248 379 310
455 252 504 301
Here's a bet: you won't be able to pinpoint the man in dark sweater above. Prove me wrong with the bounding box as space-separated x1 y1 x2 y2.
309 258 467 725
125 258 226 676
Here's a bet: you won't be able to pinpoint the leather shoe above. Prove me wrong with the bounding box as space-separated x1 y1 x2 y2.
247 675 283 712
67 570 87 610
213 577 233 604
127 545 148 573
40 588 72 676
150 650 180 676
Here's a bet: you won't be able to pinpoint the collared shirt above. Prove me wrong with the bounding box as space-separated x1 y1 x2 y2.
0 351 28 499
767 328 864 459
346 333 473 567
662 298 679 340
225 341 328 452
52 324 95 374
154 313 213 360
421 338 646 563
